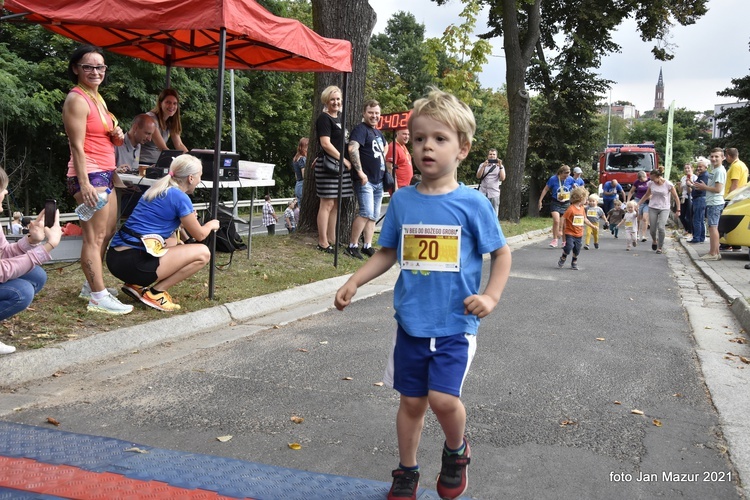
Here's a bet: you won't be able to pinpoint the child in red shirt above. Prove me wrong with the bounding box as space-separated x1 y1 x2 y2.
557 186 598 270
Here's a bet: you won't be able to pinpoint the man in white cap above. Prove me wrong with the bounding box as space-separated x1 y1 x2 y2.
566 166 585 190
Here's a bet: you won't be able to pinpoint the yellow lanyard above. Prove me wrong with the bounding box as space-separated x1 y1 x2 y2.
76 85 118 132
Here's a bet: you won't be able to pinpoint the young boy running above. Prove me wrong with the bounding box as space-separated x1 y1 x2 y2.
335 89 512 500
583 194 607 249
558 186 598 270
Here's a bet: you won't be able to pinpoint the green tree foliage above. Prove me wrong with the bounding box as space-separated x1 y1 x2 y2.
0 0 317 213
715 44 750 155
370 11 434 104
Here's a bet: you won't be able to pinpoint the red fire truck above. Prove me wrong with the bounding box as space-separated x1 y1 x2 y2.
597 143 660 192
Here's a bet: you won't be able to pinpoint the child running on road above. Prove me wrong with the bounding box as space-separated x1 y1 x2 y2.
617 200 639 250
334 88 512 500
607 201 625 239
558 186 597 270
584 194 608 250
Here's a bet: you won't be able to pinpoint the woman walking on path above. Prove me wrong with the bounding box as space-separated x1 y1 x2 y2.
538 165 571 248
638 169 680 254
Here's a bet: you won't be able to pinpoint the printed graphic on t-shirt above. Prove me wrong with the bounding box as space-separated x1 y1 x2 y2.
400 224 461 272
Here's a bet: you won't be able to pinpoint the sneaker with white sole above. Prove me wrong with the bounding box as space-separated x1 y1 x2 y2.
140 289 181 312
79 281 119 299
700 253 722 261
0 341 16 355
87 293 133 315
436 438 471 500
549 238 558 248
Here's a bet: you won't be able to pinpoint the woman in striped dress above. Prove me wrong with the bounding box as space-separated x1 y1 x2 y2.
314 85 353 253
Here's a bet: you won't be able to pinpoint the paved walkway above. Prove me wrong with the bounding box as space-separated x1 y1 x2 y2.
2 228 749 499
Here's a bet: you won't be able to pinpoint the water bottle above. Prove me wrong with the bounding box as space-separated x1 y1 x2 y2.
75 188 111 221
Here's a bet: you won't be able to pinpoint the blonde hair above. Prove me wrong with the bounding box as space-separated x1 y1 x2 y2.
408 88 475 148
626 200 638 211
569 186 589 205
144 154 202 201
321 86 342 111
12 211 22 221
588 194 599 202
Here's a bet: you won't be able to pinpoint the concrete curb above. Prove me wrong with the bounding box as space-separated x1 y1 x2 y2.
678 235 750 334
0 227 550 389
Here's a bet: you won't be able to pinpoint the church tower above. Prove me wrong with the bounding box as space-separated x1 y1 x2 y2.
654 68 665 112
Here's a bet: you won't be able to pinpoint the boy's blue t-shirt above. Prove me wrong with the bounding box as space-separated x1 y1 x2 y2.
110 187 195 248
379 183 506 338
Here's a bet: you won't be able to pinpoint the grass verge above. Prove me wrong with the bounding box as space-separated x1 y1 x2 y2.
1 217 550 351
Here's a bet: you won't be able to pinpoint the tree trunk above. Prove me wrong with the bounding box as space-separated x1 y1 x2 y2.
497 0 542 223
298 0 377 245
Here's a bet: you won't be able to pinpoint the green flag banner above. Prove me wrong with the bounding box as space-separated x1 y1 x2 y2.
664 100 675 179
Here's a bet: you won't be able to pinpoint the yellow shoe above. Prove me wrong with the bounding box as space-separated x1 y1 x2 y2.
140 289 181 312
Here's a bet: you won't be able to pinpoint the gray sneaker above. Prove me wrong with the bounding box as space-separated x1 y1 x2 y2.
87 293 133 315
345 246 364 260
79 281 119 299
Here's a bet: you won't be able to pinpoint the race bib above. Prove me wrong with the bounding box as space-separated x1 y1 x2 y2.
572 215 584 226
625 221 633 228
557 187 570 202
400 224 461 272
587 209 598 217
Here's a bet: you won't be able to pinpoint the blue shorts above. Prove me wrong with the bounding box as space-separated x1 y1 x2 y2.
354 181 383 221
383 324 476 398
635 199 649 216
706 204 723 227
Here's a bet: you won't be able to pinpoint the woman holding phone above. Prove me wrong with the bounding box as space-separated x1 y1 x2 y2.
0 167 62 355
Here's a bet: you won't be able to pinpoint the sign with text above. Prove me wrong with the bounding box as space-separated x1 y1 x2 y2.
377 110 412 131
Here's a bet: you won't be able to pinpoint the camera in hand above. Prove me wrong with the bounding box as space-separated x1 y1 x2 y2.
489 159 498 164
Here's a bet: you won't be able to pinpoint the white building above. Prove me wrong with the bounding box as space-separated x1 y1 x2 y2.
710 101 749 139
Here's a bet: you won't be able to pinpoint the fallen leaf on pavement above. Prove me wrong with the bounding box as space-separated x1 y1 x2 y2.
297 348 309 352
46 417 60 426
631 409 644 415
613 401 621 405
741 356 750 364
124 447 149 454
560 419 577 427
291 416 304 424
51 371 65 378
374 382 384 387
342 376 353 381
653 419 662 427
288 442 302 450
319 341 328 345
729 337 747 344
596 338 605 341
216 435 233 442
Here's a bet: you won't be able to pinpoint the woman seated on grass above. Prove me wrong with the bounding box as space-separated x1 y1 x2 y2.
106 154 219 312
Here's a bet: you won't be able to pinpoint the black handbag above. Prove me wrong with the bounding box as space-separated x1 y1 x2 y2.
318 153 341 174
383 170 395 191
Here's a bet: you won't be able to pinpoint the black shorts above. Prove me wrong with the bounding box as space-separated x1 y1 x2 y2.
106 247 159 286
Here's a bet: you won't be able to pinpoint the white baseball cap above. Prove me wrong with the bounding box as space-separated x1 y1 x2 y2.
573 167 583 174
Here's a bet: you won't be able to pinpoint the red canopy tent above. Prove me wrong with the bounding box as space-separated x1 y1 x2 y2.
2 0 352 297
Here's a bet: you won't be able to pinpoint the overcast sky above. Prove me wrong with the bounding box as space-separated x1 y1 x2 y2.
372 0 750 113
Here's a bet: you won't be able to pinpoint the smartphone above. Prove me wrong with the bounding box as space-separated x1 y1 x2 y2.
489 159 498 164
44 199 57 228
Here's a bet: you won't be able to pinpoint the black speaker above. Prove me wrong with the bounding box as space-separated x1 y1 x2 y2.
189 149 240 182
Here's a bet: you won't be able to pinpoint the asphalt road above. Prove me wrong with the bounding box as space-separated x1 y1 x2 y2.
2 231 743 499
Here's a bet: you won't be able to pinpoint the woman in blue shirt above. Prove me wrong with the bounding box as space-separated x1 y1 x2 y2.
106 155 220 312
537 165 572 248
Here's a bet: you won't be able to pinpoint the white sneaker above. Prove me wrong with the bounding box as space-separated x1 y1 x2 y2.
0 341 16 354
79 281 119 299
700 253 722 261
87 293 133 315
